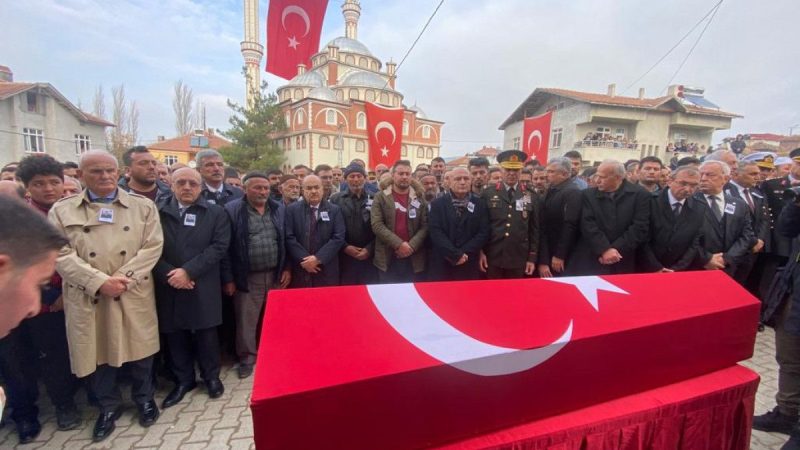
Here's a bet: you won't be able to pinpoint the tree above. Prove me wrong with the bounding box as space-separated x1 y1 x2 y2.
220 81 286 172
110 84 128 159
173 80 194 135
128 100 140 146
92 85 106 119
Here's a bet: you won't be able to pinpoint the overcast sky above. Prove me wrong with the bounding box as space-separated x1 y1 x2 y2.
2 0 799 157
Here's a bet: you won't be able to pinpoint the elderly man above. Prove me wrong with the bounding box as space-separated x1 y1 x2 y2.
48 150 164 442
156 162 170 185
480 150 539 279
155 168 230 408
726 159 770 292
468 157 490 195
330 163 377 285
696 160 756 281
285 175 345 287
538 158 582 278
63 176 82 197
706 149 739 175
428 167 489 281
420 173 440 203
371 160 428 283
279 174 301 206
639 166 705 272
118 146 171 204
196 149 243 206
568 160 650 276
224 172 289 379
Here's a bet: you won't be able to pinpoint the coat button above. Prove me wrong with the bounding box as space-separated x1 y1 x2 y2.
507 214 511 218
93 298 99 305
504 232 510 237
508 205 512 209
123 226 130 231
83 227 90 233
89 252 96 258
506 223 511 227
120 250 127 256
144 276 149 280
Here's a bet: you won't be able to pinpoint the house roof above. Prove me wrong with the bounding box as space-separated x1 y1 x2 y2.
499 87 741 130
0 81 115 127
748 133 788 142
148 131 231 153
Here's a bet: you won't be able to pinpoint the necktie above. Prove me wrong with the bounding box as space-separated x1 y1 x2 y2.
508 187 515 197
672 202 682 217
709 195 722 221
743 188 755 212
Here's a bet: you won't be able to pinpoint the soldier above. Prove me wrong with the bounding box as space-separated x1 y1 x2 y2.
479 150 539 279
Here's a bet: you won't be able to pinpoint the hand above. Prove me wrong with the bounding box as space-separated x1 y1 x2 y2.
223 282 236 297
704 253 725 270
659 268 675 273
455 254 468 266
551 257 565 273
50 295 64 312
344 245 361 258
99 276 130 298
538 264 553 278
599 248 622 265
355 247 370 261
300 255 321 273
479 250 488 273
524 261 536 276
279 269 292 288
395 242 414 258
167 268 194 289
752 239 765 253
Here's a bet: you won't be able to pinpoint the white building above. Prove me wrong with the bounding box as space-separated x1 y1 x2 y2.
0 66 113 166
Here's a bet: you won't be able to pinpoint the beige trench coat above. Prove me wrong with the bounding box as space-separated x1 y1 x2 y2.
48 189 164 378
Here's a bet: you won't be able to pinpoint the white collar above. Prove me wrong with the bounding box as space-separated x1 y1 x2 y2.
667 189 684 206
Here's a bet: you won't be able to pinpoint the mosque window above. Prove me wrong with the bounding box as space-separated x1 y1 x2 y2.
371 61 379 71
326 109 336 125
296 110 304 125
366 90 375 102
417 147 424 158
422 125 431 139
320 136 330 149
336 90 344 101
356 140 365 153
403 120 409 136
426 147 433 159
392 96 399 107
359 57 368 68
349 88 360 100
402 145 408 157
346 55 355 65
285 113 291 127
379 92 389 105
293 89 302 100
295 136 301 148
357 112 366 130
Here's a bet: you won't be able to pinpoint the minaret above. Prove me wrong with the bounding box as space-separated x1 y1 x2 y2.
241 0 263 107
342 0 361 40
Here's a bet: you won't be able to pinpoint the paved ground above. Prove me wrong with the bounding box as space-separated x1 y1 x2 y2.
0 329 791 449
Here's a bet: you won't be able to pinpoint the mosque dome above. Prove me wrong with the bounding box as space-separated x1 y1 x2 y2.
285 70 325 87
409 104 427 119
340 70 393 91
308 86 338 102
326 36 373 56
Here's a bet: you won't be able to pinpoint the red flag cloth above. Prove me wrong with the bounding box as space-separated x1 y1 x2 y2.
523 111 553 164
365 102 404 169
266 0 329 80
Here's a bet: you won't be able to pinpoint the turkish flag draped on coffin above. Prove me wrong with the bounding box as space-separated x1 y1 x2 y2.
523 111 553 164
266 0 329 80
365 102 404 169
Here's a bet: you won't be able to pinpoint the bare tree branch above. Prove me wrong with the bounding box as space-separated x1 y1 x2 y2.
128 100 140 146
173 80 194 135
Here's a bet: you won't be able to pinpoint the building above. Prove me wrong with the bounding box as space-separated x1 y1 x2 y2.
499 84 740 167
147 129 231 167
445 146 500 169
272 0 444 172
241 0 262 107
736 133 800 155
0 66 114 166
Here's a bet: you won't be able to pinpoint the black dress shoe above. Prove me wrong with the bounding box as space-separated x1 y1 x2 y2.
162 382 197 409
206 378 225 399
56 404 82 431
753 407 798 434
238 363 253 379
138 400 160 427
92 408 122 442
16 418 41 444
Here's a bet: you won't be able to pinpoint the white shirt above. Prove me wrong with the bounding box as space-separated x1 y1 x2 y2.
204 183 222 193
666 188 685 209
705 192 726 215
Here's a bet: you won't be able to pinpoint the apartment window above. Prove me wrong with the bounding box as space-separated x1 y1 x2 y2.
417 146 424 158
74 134 91 154
551 128 563 149
614 128 625 138
356 140 365 153
673 132 687 142
164 155 178 166
356 112 366 130
596 127 611 137
26 92 40 113
326 109 336 125
23 128 45 153
512 137 520 150
319 135 330 149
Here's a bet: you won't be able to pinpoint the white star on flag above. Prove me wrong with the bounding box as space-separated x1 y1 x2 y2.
287 36 300 49
381 146 389 157
546 276 628 311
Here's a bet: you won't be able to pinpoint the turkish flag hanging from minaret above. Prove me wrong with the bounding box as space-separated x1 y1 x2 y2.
266 0 329 80
365 102 404 169
523 111 553 164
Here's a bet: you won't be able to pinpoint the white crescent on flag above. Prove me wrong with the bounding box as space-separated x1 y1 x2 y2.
281 5 311 37
374 121 397 145
527 129 543 153
367 283 573 376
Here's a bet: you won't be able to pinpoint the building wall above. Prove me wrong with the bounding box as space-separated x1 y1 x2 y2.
0 93 108 166
149 149 195 165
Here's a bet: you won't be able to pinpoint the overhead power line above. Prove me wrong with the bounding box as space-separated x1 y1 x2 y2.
381 0 445 92
661 0 723 93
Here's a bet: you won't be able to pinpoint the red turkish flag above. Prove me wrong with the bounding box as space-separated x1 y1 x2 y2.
365 102 403 169
266 0 329 80
523 111 553 164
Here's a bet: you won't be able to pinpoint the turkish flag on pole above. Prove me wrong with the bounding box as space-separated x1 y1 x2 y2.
523 111 553 164
365 102 404 169
266 0 329 80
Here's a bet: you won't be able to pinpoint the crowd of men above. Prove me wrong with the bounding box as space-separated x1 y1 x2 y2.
3 142 800 447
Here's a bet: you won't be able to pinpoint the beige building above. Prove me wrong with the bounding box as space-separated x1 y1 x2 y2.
272 0 443 172
499 84 740 166
147 129 231 167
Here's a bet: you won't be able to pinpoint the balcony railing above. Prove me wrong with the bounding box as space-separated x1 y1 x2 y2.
574 139 638 150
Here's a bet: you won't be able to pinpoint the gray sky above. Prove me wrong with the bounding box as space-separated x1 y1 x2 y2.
2 0 798 157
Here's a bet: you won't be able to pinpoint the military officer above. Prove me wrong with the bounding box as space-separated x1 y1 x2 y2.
479 150 539 279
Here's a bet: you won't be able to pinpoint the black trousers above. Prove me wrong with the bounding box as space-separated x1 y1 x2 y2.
0 311 78 422
165 327 221 385
340 256 378 285
89 356 155 413
378 258 416 283
487 266 525 280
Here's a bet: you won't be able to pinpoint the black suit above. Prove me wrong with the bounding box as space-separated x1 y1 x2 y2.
568 180 651 275
695 192 757 282
285 199 346 288
428 192 490 281
725 182 769 296
639 189 705 272
538 179 582 273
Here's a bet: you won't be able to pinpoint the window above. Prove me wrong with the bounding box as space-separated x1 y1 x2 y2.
74 134 91 154
366 90 375 102
422 125 431 139
293 89 302 100
345 55 355 65
426 147 433 159
295 136 301 149
401 145 408 157
282 91 290 102
402 120 409 136
673 132 687 142
551 128 563 149
334 136 342 149
512 137 520 150
356 112 366 129
356 140 365 153
336 90 344 101
164 155 178 166
371 61 379 71
349 88 359 100
392 96 399 107
285 113 291 127
319 136 330 149
296 110 304 125
301 135 306 149
23 128 45 153
557 101 565 110
359 57 368 68
379 92 389 105
596 127 611 137
26 92 40 113
417 146 424 158
326 109 336 125
614 128 625 138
